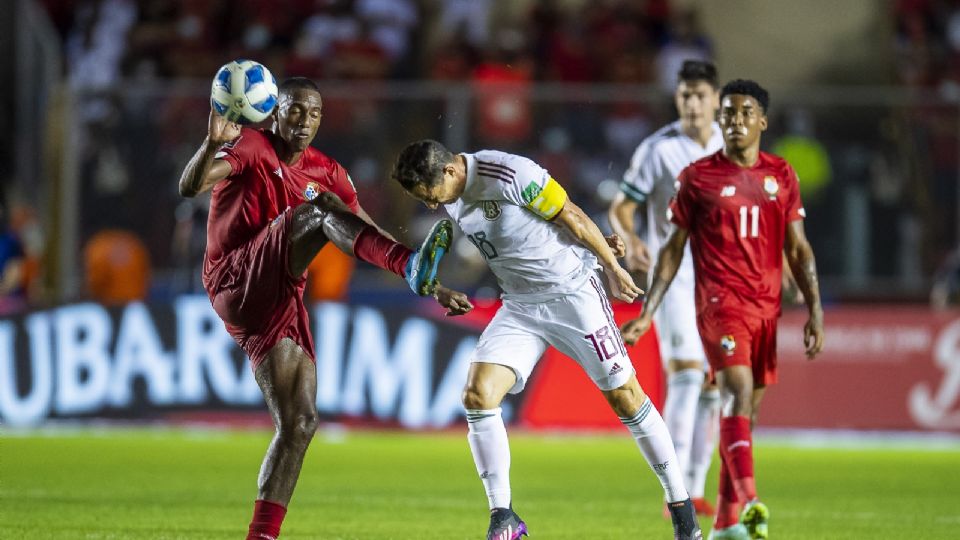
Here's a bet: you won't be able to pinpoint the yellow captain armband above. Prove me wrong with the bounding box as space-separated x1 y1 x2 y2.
522 176 567 220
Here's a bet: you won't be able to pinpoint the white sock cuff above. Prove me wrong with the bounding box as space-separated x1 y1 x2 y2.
668 368 705 387
699 387 721 404
619 398 655 428
465 408 503 429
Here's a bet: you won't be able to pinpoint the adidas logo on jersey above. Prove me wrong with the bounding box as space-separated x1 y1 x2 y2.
274 166 283 179
609 362 623 376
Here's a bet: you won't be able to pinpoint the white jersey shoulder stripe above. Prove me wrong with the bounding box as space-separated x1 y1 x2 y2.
476 160 516 184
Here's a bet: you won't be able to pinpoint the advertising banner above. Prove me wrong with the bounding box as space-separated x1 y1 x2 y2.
764 307 960 432
0 296 662 429
3 299 956 433
0 297 481 428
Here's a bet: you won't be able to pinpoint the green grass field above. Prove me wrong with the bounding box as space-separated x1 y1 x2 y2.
1 427 957 539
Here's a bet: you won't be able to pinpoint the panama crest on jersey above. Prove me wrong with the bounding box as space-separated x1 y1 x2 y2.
482 200 502 221
720 334 737 356
763 176 779 199
304 181 320 201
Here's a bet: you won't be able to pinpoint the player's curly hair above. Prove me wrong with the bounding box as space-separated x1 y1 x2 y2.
720 79 770 112
392 139 455 190
678 60 718 87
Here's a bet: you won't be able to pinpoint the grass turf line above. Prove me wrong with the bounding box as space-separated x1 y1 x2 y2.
1 429 957 539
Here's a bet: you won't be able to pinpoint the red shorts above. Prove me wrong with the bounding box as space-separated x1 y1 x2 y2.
205 208 314 369
697 308 778 386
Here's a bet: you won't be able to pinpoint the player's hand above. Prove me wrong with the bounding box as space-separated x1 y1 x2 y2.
604 265 643 303
208 108 242 145
625 236 652 273
621 314 652 346
803 310 825 359
606 234 626 258
434 284 474 316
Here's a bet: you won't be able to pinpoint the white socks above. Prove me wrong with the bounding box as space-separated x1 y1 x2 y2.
663 368 706 493
620 398 690 503
466 408 512 510
688 387 721 498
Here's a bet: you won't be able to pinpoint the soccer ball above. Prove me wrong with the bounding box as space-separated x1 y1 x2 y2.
210 60 278 124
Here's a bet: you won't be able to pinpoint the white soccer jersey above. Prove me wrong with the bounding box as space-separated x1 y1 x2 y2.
621 120 722 259
444 150 598 302
621 121 722 364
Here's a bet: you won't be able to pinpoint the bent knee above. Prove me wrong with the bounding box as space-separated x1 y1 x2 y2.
292 204 326 231
605 382 648 417
280 410 319 442
313 191 349 213
462 382 505 410
720 388 753 417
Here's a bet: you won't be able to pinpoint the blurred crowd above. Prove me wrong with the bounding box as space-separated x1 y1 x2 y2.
25 0 714 307
894 0 960 90
41 0 707 89
2 0 958 315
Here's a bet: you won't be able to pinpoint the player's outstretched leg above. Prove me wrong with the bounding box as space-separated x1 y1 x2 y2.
604 376 702 539
289 193 451 296
463 363 527 539
247 339 319 540
403 218 452 296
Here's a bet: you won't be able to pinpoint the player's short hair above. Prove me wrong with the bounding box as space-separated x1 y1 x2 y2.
720 79 770 112
279 77 321 98
678 60 718 87
392 140 455 191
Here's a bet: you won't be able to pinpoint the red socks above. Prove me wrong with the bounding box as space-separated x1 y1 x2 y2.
247 499 287 540
719 415 757 505
714 459 741 529
353 226 412 278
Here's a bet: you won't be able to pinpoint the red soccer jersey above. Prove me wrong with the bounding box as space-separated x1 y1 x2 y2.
202 128 359 291
669 151 805 319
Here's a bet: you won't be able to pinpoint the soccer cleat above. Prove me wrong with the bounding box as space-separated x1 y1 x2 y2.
404 219 453 296
670 498 716 518
487 506 529 540
707 524 750 540
667 498 703 540
739 500 769 539
692 497 716 517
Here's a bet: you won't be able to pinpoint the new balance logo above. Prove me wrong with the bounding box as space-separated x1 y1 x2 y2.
721 185 736 197
609 362 623 376
727 440 751 451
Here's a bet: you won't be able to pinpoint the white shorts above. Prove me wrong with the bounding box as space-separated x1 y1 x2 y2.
471 275 636 394
652 267 708 369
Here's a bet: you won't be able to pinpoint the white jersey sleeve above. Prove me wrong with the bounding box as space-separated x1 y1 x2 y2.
621 138 663 204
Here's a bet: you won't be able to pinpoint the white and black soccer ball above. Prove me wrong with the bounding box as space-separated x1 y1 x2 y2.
210 60 278 125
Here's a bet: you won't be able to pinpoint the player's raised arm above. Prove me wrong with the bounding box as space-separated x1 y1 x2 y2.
554 200 642 303
608 191 651 273
178 110 239 198
784 219 824 359
621 226 689 345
